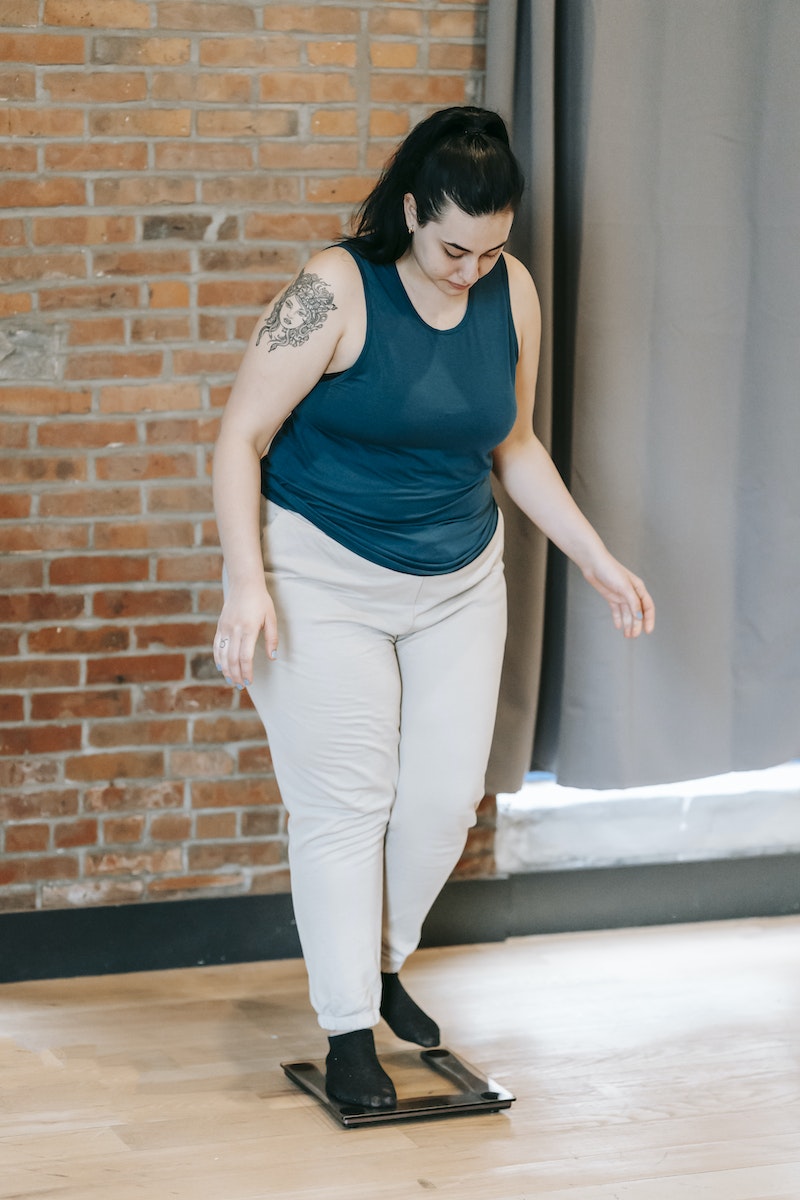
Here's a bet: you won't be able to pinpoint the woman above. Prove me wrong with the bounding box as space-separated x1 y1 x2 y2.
212 106 654 1110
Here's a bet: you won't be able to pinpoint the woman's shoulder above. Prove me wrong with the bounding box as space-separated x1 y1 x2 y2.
298 245 366 320
501 252 541 353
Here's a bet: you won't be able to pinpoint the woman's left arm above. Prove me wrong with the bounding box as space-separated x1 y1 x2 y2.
493 255 655 639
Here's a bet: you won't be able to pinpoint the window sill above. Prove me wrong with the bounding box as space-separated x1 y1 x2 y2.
496 762 800 873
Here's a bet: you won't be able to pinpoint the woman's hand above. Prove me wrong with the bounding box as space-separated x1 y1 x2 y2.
581 549 655 639
213 579 278 688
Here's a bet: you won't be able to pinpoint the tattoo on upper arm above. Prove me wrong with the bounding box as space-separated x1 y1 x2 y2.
255 270 337 352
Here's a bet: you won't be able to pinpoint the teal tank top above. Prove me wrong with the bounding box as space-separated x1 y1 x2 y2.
261 245 519 575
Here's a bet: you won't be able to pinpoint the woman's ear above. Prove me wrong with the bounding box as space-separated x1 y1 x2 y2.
403 193 418 233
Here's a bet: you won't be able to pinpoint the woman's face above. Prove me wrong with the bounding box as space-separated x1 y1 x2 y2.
403 195 514 296
278 294 307 330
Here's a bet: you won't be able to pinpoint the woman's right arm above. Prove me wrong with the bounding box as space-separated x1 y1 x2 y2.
212 248 358 687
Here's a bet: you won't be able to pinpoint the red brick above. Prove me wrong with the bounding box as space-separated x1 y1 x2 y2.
192 777 281 809
0 454 85 484
0 69 36 99
135 684 233 714
0 591 84 623
249 869 291 895
2 0 45 21
430 43 484 70
41 879 145 907
38 284 139 311
0 659 80 688
93 589 193 619
95 450 196 481
33 215 135 245
237 744 274 774
65 750 165 782
195 109 296 138
147 872 246 896
310 109 358 138
200 36 299 67
154 140 252 171
192 715 265 745
54 818 99 849
170 749 235 777
262 6 358 34
85 847 182 875
157 2 254 30
90 109 191 138
2 108 83 137
370 43 418 69
64 350 163 381
84 780 183 812
0 789 79 821
305 175 377 205
244 212 345 242
45 142 147 172
148 280 190 309
0 144 37 171
241 810 282 838
31 688 131 721
202 175 300 206
155 554 221 584
258 141 358 171
149 813 191 841
369 10 423 35
146 483 212 514
0 252 86 284
93 248 191 277
1 855 80 884
50 556 148 586
144 416 220 445
195 812 237 839
0 889 38 913
0 494 31 519
28 625 128 655
103 816 146 843
307 41 358 68
85 654 186 685
38 487 142 519
197 279 278 309
369 75 466 104
0 386 91 415
89 718 187 747
44 0 150 29
67 317 127 346
429 11 481 37
91 35 191 66
93 520 194 551
44 70 146 102
0 724 81 756
0 524 88 553
0 178 85 208
259 72 356 103
134 621 217 649
188 842 282 870
99 382 200 413
0 292 33 317
130 315 192 342
93 177 195 207
5 824 50 853
0 694 24 722
0 628 20 655
37 418 139 450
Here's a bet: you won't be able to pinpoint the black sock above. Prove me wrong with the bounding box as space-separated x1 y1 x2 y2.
380 972 441 1047
325 1028 396 1109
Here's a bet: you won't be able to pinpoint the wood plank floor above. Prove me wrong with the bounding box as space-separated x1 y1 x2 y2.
1 915 799 1199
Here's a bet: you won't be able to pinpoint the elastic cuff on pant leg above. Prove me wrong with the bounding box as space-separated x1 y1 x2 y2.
318 1008 381 1035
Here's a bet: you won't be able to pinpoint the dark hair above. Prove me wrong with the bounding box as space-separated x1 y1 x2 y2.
346 106 524 264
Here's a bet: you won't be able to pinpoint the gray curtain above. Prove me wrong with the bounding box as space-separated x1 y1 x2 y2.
485 0 800 790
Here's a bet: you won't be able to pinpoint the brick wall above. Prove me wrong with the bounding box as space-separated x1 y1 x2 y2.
0 1 493 913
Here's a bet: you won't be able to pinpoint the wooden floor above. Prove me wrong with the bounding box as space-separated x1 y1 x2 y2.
1 916 799 1199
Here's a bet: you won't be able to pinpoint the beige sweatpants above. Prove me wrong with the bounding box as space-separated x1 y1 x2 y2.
244 501 507 1034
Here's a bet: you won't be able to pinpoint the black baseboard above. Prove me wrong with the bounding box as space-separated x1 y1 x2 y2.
1 854 798 984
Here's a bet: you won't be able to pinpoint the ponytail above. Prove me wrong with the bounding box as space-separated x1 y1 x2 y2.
346 106 524 264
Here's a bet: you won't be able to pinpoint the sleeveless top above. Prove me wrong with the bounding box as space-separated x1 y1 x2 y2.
260 244 519 575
